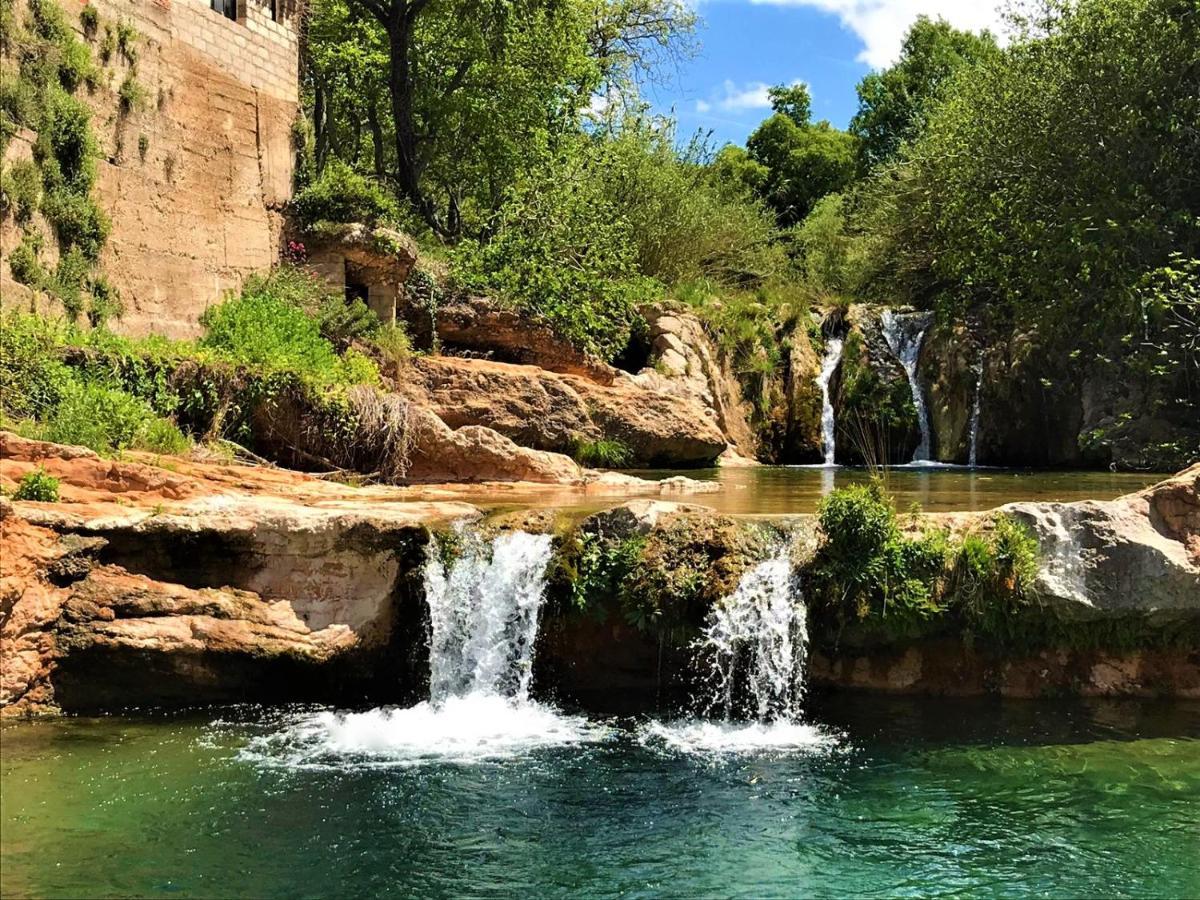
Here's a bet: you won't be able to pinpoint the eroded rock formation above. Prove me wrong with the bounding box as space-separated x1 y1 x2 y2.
398 355 729 467
2 432 1197 715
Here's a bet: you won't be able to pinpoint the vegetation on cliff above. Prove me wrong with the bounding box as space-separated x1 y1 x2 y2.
0 269 414 469
0 0 132 325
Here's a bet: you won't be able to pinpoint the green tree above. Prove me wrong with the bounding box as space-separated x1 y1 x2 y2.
767 82 811 126
745 111 857 227
314 0 696 238
850 16 998 171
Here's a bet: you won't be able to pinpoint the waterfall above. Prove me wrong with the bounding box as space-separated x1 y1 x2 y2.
881 310 934 462
817 337 844 466
968 351 984 468
637 544 831 754
424 529 552 703
244 529 605 765
695 546 808 722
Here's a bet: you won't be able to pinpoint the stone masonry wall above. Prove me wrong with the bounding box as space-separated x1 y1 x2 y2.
1 0 299 336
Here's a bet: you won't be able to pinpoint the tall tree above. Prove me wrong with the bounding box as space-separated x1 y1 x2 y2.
744 94 857 227
850 16 998 171
309 0 696 238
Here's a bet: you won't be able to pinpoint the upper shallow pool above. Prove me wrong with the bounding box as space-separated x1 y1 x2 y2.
455 466 1167 518
3 696 1198 898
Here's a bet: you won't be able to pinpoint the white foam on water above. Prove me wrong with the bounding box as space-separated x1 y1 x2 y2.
239 694 609 768
239 529 610 768
642 543 839 758
637 718 839 757
696 551 807 722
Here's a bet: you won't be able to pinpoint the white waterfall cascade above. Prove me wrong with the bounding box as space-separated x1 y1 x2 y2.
968 351 985 468
639 545 834 755
697 548 808 722
242 529 606 767
881 310 935 462
425 529 551 702
817 337 844 466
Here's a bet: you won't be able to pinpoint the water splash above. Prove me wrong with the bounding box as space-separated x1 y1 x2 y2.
642 545 836 756
241 530 608 767
881 310 934 462
968 350 985 468
817 337 844 466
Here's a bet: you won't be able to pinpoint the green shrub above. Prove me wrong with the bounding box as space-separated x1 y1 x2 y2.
0 75 38 137
1 160 41 222
288 159 399 228
809 482 1041 640
590 120 788 286
98 24 115 62
199 285 379 386
13 467 60 502
235 267 379 349
48 245 90 320
0 311 70 420
57 38 98 92
7 231 45 287
135 415 190 454
40 186 109 259
570 438 633 468
36 88 98 192
86 274 124 327
452 143 660 361
28 0 70 42
118 71 144 111
45 376 185 455
79 4 98 36
115 20 137 63
372 322 412 368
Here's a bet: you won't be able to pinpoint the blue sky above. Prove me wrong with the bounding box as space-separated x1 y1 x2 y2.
640 0 1007 147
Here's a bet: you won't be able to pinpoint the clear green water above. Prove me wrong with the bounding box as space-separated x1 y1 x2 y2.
3 697 1198 898
461 467 1165 518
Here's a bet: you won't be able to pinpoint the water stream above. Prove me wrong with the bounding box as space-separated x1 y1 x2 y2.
816 337 844 466
881 310 934 462
968 350 985 468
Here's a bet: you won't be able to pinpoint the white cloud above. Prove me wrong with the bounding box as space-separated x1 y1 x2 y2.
695 79 805 114
748 0 1006 68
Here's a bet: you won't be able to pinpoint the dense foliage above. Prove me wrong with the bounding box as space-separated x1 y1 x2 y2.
808 482 1040 642
0 267 405 463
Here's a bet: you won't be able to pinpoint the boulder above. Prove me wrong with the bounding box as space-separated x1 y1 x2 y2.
404 403 585 483
630 305 759 459
1003 465 1200 619
398 355 728 467
50 567 363 710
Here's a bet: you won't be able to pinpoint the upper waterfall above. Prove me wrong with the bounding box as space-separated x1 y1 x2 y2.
817 337 844 466
968 350 984 468
881 310 934 463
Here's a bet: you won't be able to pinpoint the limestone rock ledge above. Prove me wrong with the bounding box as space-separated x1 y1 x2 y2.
2 431 1197 714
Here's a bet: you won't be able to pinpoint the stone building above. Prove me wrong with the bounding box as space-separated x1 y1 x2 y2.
0 0 301 336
